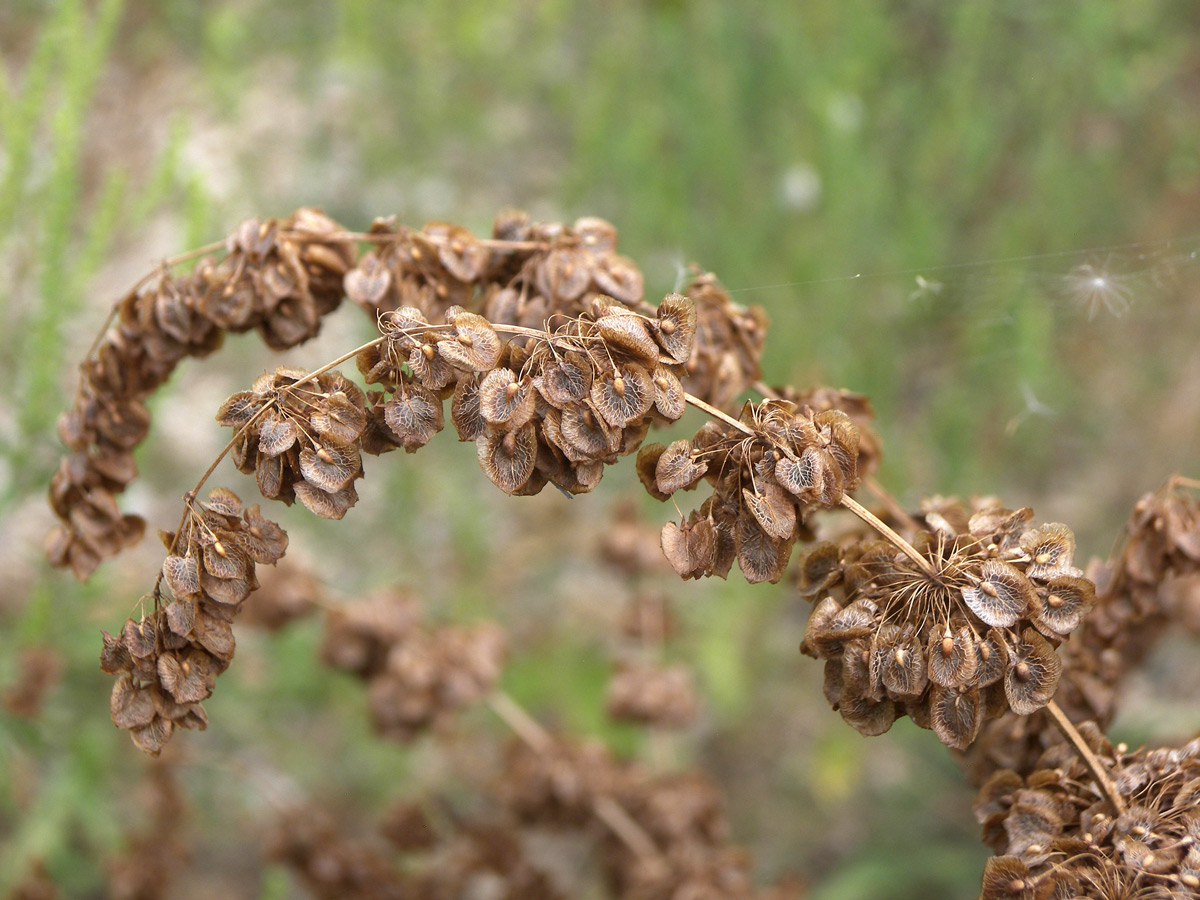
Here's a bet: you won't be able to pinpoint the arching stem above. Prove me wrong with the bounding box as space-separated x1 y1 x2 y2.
1044 699 1126 816
486 691 663 863
840 495 936 577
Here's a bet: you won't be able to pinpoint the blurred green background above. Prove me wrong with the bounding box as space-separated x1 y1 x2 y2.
2 1 1200 898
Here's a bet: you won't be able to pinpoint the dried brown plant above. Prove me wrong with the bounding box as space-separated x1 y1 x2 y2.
48 209 1200 899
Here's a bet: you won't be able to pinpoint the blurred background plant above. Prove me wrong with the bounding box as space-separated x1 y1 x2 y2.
2 1 1199 898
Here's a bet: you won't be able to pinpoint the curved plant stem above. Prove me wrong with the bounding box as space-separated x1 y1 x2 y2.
486 691 663 863
1044 699 1126 816
840 495 936 577
862 474 922 535
684 393 753 435
154 335 387 597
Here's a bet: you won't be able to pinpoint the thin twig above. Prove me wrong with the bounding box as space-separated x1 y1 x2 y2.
486 691 663 862
862 474 922 535
840 495 936 577
684 393 754 435
1044 699 1126 816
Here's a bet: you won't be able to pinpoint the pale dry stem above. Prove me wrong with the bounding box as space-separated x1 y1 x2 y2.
486 691 663 863
1044 699 1126 816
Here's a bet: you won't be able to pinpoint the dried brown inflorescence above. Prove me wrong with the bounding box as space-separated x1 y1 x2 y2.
797 498 1094 749
965 480 1200 781
48 210 354 580
2 646 63 719
265 808 409 900
357 292 698 496
346 212 651 330
102 488 287 755
218 366 369 519
640 398 860 584
106 763 189 900
678 269 769 413
501 735 803 900
974 730 1200 899
321 591 506 742
606 660 699 729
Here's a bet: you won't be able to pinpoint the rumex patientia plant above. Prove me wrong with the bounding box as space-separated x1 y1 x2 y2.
49 208 1200 899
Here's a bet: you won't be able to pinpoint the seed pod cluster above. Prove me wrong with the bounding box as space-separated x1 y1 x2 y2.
345 212 653 330
357 293 698 496
640 398 861 584
798 499 1094 749
266 807 409 900
501 737 803 900
103 488 288 755
966 480 1200 782
764 384 884 479
106 764 188 900
606 660 699 729
320 591 506 742
2 647 62 719
974 730 1200 899
217 366 369 519
48 210 354 580
678 269 769 412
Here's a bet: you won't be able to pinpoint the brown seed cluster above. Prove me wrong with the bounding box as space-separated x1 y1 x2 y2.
103 488 287 755
48 209 354 579
797 500 1093 749
346 212 652 330
321 591 506 742
677 270 769 413
218 366 370 519
236 562 320 631
974 731 1200 899
639 398 860 584
966 480 1200 781
502 737 803 900
606 660 699 729
763 385 883 479
2 646 63 719
267 803 562 900
357 293 697 496
266 808 410 900
106 763 188 900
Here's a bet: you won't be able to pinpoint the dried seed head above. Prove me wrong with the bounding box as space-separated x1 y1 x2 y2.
1020 523 1077 580
1004 628 1062 715
477 422 538 494
384 386 445 452
654 440 708 495
963 560 1036 628
591 365 653 428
